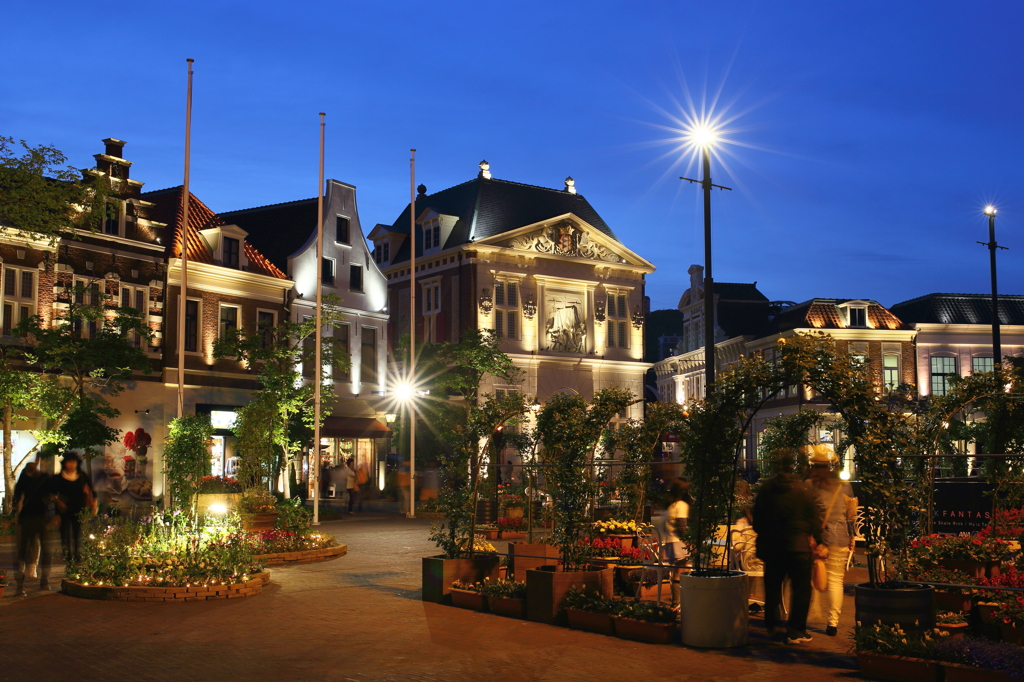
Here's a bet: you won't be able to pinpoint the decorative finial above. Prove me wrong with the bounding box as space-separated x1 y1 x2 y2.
564 177 576 194
417 184 427 196
479 160 492 179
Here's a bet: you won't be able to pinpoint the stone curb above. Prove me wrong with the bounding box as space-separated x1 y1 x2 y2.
60 570 271 602
256 544 348 566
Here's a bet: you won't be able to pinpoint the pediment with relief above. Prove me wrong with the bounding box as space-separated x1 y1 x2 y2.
506 221 622 263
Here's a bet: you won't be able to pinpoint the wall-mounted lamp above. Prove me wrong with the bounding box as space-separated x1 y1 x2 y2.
479 288 493 315
529 398 541 413
385 413 397 424
594 300 606 323
631 305 644 329
134 409 150 415
523 294 537 320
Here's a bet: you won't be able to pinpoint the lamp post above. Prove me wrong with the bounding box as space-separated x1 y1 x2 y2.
681 126 731 396
979 205 1006 368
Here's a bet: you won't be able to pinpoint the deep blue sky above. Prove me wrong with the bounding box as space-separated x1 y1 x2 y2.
3 1 1021 310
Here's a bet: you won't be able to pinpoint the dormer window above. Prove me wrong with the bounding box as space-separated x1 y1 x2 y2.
374 241 390 265
223 237 240 269
423 220 442 251
849 306 866 328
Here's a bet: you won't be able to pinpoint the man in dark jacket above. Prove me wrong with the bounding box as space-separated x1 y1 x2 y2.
753 450 824 644
13 451 55 595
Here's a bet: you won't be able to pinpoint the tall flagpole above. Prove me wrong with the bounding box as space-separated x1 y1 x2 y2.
312 113 326 526
407 149 416 518
176 58 194 422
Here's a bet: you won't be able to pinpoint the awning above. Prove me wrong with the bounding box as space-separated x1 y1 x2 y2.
320 416 392 439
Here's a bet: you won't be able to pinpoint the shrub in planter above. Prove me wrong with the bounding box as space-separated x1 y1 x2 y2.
613 601 677 645
450 579 488 611
853 623 942 682
909 534 1010 578
564 587 619 635
935 612 969 638
238 488 279 530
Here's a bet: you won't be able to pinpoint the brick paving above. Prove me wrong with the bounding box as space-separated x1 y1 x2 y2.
0 516 863 682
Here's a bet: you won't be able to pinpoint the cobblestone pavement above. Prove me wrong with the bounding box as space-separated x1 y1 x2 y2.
0 516 862 682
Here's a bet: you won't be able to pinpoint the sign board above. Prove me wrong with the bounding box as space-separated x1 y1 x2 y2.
210 410 238 429
932 478 993 534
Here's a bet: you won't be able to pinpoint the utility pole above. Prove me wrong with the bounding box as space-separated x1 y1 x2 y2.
312 113 325 525
176 58 194 422
408 149 417 518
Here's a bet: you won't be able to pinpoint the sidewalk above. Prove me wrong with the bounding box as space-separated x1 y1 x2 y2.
0 515 861 682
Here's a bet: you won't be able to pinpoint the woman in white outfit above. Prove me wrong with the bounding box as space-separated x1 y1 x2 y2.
807 448 857 636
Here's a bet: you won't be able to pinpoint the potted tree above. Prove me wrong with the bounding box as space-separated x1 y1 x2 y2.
525 389 630 625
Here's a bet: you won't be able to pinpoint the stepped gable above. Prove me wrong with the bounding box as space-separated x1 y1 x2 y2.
388 176 619 264
142 186 286 279
890 292 1024 326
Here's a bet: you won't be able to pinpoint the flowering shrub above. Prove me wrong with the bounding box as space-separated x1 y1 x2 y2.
909 534 1011 564
617 601 676 623
907 566 976 594
564 586 618 614
852 622 938 658
0 569 7 587
237 487 277 513
934 636 1024 679
625 567 662 586
979 509 1024 541
936 611 968 625
579 536 622 555
242 529 338 554
978 566 1024 603
479 578 527 599
997 596 1024 627
592 519 638 535
455 536 496 553
496 516 527 531
450 579 483 592
198 476 242 494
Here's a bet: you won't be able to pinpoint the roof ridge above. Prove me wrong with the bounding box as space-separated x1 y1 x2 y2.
220 196 317 214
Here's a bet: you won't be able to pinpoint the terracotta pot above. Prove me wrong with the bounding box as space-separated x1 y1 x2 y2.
450 588 488 611
613 617 676 645
1000 622 1024 645
934 590 972 613
936 622 969 638
977 602 1001 625
499 531 527 540
942 559 1001 579
856 652 942 682
421 555 502 604
566 608 616 635
487 596 526 618
525 566 614 625
943 662 1014 682
242 511 279 531
508 542 561 581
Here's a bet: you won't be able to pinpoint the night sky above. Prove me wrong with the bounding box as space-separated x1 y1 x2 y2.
3 1 1021 310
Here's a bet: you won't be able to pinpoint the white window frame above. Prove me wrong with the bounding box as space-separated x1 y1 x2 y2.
493 278 520 341
882 353 900 391
1 265 38 336
972 356 995 375
218 304 240 340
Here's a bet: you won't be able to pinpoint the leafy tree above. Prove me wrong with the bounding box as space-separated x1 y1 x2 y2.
0 345 48 514
214 294 348 496
608 401 687 522
232 395 281 490
757 409 828 478
163 414 215 514
0 136 112 241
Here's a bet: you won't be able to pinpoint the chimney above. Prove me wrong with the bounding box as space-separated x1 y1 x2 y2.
564 177 576 194
478 160 492 179
103 138 126 158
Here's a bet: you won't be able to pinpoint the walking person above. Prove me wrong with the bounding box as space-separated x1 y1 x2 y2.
50 452 97 563
12 452 55 595
753 450 824 645
355 461 369 512
344 458 359 514
806 447 858 636
660 477 691 610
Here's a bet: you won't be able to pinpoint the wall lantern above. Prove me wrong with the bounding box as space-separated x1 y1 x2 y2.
479 288 493 315
631 305 644 329
594 300 606 323
523 294 537 320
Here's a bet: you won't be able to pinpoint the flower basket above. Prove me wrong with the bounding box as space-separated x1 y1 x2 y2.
855 652 942 682
936 622 969 639
613 616 676 645
450 588 488 612
487 596 526 618
999 622 1024 646
566 608 616 635
942 662 1014 682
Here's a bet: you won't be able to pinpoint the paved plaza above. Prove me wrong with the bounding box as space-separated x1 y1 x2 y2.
1 516 863 681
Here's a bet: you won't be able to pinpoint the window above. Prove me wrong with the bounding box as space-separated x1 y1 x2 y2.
374 242 390 264
104 201 120 235
184 300 199 352
849 307 867 328
350 265 363 292
431 224 440 249
336 216 350 244
423 282 441 314
20 271 33 299
121 287 131 308
257 310 275 349
223 237 240 269
334 324 350 382
361 327 377 385
493 281 518 339
931 356 958 396
973 356 995 374
2 304 11 336
883 354 900 391
219 305 238 339
3 269 14 296
302 320 315 379
135 289 146 313
322 258 335 285
2 267 36 333
607 293 628 348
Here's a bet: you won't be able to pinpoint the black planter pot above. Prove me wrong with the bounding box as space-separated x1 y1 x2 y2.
854 582 935 633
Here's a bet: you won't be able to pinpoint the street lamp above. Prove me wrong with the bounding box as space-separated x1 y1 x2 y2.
681 123 731 396
979 205 1006 370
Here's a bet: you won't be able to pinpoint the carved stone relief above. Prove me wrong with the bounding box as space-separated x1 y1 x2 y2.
508 222 621 263
544 291 586 353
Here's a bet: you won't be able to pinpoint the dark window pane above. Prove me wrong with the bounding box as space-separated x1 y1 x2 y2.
185 300 199 352
322 258 334 285
494 282 505 306
361 326 377 384
20 271 33 299
336 216 350 244
135 289 145 312
350 265 362 292
495 310 504 337
334 325 350 381
618 322 627 348
506 310 516 339
219 306 237 338
617 295 627 319
89 283 100 306
223 238 240 269
507 283 518 308
302 333 315 379
4 269 15 296
122 287 131 308
2 304 11 335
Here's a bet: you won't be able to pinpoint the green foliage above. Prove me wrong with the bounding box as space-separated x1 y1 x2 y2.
608 401 686 522
757 410 827 477
852 622 938 658
237 487 277 514
616 600 677 623
536 388 633 571
233 395 281 491
274 497 312 532
479 578 527 599
163 415 214 514
564 586 619 613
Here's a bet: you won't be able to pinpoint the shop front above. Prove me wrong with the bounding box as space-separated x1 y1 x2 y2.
196 404 242 479
306 416 391 498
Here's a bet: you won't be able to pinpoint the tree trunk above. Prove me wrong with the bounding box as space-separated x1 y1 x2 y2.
3 403 13 515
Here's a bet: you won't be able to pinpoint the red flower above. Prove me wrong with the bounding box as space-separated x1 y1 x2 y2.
973 538 983 546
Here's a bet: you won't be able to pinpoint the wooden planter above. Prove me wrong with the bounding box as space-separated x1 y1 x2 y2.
509 542 561 581
942 559 1001 580
487 596 526 618
613 617 676 645
566 608 616 635
978 602 1001 625
477 529 500 540
499 531 527 540
450 588 488 611
936 622 969 638
1000 622 1024 645
943 662 1014 682
503 507 525 519
856 652 942 682
854 582 935 633
934 590 973 613
525 566 613 625
421 554 501 604
242 511 279 531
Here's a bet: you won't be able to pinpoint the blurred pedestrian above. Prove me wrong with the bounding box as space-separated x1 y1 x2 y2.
345 458 359 514
753 450 823 645
50 452 97 563
355 461 369 512
661 477 691 609
806 446 858 636
13 452 54 595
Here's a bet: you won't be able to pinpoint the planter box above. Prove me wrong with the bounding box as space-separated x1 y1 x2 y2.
941 559 1001 580
679 572 748 648
613 616 676 645
617 565 643 584
1000 622 1024 645
450 588 488 611
526 566 613 625
566 608 616 635
499 531 527 540
421 555 501 604
630 580 672 602
936 622 969 638
608 534 634 550
934 590 973 613
856 652 941 682
943 662 1014 682
242 512 279 531
487 596 526 618
978 602 1000 625
509 542 561 581
855 582 935 633
197 493 242 515
476 529 499 540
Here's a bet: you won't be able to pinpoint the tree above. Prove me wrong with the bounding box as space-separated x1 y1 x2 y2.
608 401 687 522
0 345 42 514
163 414 215 514
214 294 348 495
0 136 111 241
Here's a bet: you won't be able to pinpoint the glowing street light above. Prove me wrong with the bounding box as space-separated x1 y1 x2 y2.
978 204 1007 370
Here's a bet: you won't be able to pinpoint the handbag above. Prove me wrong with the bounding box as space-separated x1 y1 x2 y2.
812 485 843 592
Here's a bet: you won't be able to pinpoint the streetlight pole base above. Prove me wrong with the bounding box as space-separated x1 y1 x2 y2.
406 512 416 519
